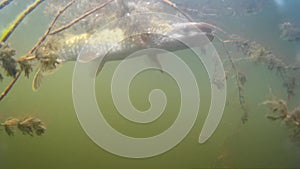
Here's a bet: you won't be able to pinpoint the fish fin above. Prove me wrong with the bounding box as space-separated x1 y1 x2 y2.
78 49 100 63
96 60 105 76
32 68 43 91
148 54 164 73
78 54 99 63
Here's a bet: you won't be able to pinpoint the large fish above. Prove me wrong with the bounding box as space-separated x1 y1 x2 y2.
33 21 214 90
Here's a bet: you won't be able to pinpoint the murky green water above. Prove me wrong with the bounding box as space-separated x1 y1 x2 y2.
1 0 300 168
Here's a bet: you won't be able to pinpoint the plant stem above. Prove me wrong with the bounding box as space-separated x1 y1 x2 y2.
0 0 45 42
50 0 114 35
0 0 13 10
0 71 21 102
27 0 76 55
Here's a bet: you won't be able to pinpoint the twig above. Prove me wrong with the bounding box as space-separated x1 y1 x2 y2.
0 0 13 10
222 42 248 123
49 0 114 35
0 0 45 42
17 55 36 62
27 0 76 55
0 71 21 102
162 0 194 22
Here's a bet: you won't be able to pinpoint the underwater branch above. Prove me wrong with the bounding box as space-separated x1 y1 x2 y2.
222 42 248 123
0 0 45 42
27 0 76 56
0 71 21 102
0 0 13 10
49 0 114 35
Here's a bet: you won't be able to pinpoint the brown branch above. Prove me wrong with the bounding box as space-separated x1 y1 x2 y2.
0 0 13 10
49 0 114 35
0 71 21 102
17 55 36 62
0 0 45 42
27 0 76 56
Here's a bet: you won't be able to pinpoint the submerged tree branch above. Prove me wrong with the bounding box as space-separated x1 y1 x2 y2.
222 42 248 123
0 71 21 102
49 0 114 35
27 0 76 55
0 0 13 10
0 0 45 42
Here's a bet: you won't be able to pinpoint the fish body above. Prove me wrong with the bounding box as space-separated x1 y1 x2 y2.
33 22 214 90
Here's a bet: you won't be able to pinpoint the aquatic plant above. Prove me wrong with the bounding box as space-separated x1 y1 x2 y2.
232 39 300 101
0 116 46 136
0 0 45 42
262 93 300 143
222 39 249 123
234 40 287 72
0 42 17 78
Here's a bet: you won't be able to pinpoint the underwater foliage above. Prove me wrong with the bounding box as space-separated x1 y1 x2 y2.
262 94 300 143
234 40 287 73
0 42 34 81
18 60 33 79
0 116 46 136
0 42 17 78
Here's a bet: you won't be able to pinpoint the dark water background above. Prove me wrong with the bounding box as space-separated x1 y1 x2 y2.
1 0 300 168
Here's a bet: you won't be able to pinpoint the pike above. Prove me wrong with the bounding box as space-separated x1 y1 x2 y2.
33 21 214 90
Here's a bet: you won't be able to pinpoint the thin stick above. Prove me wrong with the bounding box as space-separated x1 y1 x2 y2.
50 0 114 35
0 71 21 102
222 42 248 123
0 0 45 42
17 55 36 62
27 0 76 55
0 0 13 10
162 0 194 22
